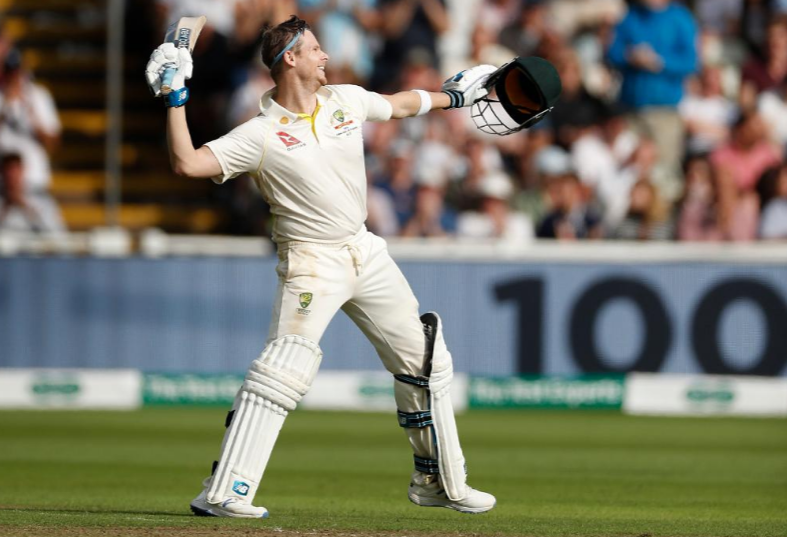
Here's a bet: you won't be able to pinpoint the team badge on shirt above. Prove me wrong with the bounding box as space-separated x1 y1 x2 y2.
276 131 305 151
330 107 358 136
297 292 313 315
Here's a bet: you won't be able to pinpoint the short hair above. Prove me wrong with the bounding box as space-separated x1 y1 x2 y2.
260 15 310 79
1 153 22 167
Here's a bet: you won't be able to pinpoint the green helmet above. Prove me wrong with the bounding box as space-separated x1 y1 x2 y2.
471 56 562 136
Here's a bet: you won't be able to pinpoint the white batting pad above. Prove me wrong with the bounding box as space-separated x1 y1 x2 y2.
207 335 322 505
428 314 467 501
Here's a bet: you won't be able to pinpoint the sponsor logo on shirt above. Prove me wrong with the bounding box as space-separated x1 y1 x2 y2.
276 131 305 150
334 120 355 130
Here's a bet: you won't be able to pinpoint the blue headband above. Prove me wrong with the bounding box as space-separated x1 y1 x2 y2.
271 30 303 68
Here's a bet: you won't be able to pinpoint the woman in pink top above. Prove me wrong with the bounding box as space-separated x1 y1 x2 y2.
710 111 782 240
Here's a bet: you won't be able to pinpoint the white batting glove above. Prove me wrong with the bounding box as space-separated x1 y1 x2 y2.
144 42 193 98
441 64 497 109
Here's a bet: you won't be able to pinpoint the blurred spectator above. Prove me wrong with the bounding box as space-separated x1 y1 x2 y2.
475 0 521 35
757 78 787 146
367 180 400 237
227 67 275 126
549 49 607 148
571 7 621 98
740 17 787 109
498 0 552 59
370 0 449 92
679 65 738 155
711 111 780 240
611 178 674 240
401 174 454 237
514 145 572 225
448 136 505 212
0 49 60 195
0 153 65 233
694 0 743 35
677 154 724 241
460 18 515 72
536 172 602 240
456 170 533 240
300 0 380 82
374 140 417 228
549 0 626 38
607 0 699 201
757 163 787 238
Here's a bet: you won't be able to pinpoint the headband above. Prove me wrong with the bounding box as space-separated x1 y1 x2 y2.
271 30 303 68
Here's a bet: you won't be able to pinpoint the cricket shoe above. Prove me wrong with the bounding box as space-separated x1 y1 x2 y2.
408 480 496 514
190 488 269 518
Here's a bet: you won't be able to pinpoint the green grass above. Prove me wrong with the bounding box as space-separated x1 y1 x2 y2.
0 408 785 536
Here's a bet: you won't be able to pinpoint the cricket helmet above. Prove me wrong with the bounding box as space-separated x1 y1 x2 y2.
471 56 562 136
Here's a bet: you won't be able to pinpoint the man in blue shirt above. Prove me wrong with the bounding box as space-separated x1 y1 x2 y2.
607 0 698 201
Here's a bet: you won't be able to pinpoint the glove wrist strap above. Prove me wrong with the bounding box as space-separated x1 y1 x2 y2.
165 87 190 108
441 90 464 110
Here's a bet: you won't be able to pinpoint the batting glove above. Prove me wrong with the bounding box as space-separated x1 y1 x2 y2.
441 64 497 109
145 43 193 106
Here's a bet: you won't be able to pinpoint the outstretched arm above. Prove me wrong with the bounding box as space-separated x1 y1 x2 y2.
383 91 450 118
383 64 497 119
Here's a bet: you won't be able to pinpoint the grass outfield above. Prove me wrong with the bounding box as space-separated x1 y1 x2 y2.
0 408 785 537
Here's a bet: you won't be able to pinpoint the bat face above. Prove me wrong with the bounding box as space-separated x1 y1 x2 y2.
160 15 207 96
165 15 207 52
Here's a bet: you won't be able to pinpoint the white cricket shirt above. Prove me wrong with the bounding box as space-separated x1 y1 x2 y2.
205 84 392 243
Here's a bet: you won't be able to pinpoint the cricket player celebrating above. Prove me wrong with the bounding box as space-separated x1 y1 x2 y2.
146 15 553 519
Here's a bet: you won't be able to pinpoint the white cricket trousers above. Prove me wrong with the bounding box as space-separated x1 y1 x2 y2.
267 227 427 377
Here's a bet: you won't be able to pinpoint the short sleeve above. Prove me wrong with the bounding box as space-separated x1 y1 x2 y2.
32 85 60 135
332 84 392 122
204 117 267 184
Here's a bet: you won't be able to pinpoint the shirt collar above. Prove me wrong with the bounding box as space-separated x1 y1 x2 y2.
259 86 329 124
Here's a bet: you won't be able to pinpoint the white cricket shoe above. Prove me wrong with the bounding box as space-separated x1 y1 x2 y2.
190 488 269 518
408 480 496 514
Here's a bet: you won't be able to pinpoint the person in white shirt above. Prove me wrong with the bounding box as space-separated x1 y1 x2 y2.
0 49 61 195
145 15 496 519
0 152 65 234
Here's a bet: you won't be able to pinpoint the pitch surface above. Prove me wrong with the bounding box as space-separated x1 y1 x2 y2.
0 409 785 536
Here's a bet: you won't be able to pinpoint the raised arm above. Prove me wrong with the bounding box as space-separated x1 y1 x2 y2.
166 106 222 178
146 43 222 179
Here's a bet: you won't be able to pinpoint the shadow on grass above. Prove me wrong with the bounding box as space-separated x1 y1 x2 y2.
0 506 193 518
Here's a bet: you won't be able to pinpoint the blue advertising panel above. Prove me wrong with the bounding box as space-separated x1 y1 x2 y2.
1 256 785 376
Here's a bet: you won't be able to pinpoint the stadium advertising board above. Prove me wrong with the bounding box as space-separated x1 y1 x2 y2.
1 256 786 377
0 368 141 409
142 371 469 412
624 373 787 416
469 376 624 409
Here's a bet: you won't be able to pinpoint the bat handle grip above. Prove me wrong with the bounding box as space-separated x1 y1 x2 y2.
160 64 177 96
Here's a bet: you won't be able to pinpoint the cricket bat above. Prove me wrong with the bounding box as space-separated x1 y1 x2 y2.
160 15 207 96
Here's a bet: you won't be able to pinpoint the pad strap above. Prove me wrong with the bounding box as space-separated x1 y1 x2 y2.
394 374 429 387
397 410 433 428
414 456 440 474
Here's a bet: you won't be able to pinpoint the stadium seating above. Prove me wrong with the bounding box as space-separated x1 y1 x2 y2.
1 0 226 232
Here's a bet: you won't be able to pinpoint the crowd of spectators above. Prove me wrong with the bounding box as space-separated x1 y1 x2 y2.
8 0 787 242
0 31 64 234
173 0 787 242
